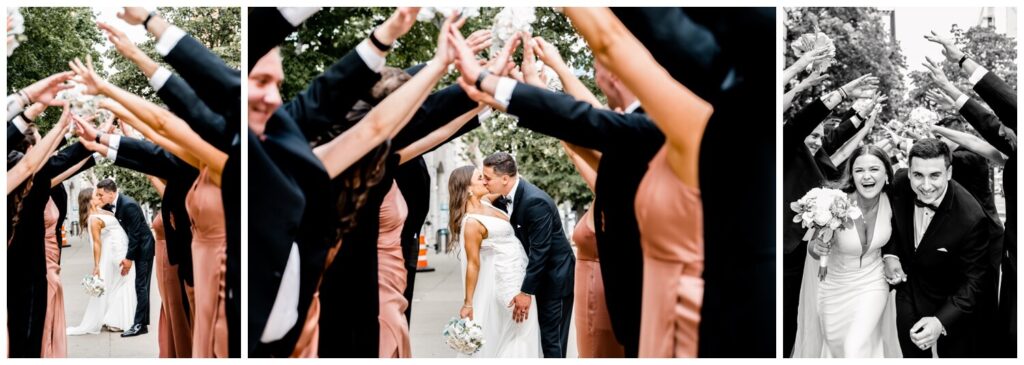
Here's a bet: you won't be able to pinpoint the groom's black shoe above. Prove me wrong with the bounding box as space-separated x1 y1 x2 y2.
121 324 148 337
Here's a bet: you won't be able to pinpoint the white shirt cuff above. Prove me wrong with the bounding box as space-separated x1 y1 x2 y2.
11 114 30 133
108 134 122 151
850 114 863 128
883 254 899 261
968 66 989 86
494 77 517 109
261 243 302 343
106 147 118 162
477 106 493 122
149 67 172 92
277 7 321 27
354 41 386 73
955 94 970 111
154 26 187 57
7 93 27 117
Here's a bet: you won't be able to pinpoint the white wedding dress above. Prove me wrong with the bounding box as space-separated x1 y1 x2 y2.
456 204 542 358
67 213 137 335
792 193 901 357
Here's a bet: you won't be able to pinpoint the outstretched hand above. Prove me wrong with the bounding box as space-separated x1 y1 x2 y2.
375 7 421 46
68 55 107 96
432 11 466 65
795 47 832 69
924 30 965 65
921 56 952 86
840 74 879 99
21 71 76 107
98 22 142 60
520 32 544 87
117 7 150 26
925 89 956 110
531 36 567 71
464 29 493 56
795 70 829 91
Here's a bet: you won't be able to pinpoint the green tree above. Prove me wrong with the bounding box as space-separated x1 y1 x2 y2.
8 7 105 130
784 7 908 123
281 7 597 211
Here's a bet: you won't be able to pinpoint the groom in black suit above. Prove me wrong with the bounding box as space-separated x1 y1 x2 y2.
882 139 996 357
483 152 575 358
96 179 155 337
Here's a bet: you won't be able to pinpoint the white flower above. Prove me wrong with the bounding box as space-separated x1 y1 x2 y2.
57 84 104 119
491 7 537 55
418 7 480 23
790 32 836 73
8 8 26 57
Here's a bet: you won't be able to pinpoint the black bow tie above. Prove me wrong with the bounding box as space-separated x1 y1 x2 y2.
914 199 939 211
494 196 510 209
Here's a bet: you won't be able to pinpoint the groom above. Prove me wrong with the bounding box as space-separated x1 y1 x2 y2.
883 139 996 357
483 152 576 358
96 179 155 337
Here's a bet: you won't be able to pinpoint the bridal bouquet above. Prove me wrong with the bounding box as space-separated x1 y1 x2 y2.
791 188 861 280
790 32 836 73
491 7 537 56
57 84 105 120
82 275 105 297
442 316 485 355
417 7 480 29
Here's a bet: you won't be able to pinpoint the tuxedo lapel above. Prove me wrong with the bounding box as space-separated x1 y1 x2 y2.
916 187 955 254
512 179 528 250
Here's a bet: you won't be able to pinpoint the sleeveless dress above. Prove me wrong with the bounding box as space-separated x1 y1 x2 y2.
154 212 193 357
456 204 542 357
41 198 67 357
67 213 137 335
793 193 901 358
186 167 228 357
572 208 623 357
635 146 704 357
378 182 411 357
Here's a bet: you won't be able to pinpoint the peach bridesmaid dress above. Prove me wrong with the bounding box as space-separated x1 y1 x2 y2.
377 181 410 357
635 146 704 358
186 167 228 357
573 207 625 358
154 213 193 357
41 198 67 357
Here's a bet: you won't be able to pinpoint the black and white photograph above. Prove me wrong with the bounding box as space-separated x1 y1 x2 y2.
783 6 1016 358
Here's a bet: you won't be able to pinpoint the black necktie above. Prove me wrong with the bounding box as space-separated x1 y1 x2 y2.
914 199 938 211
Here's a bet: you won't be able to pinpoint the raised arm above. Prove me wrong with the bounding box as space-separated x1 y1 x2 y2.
783 47 831 85
398 106 483 165
931 125 1008 165
783 70 829 111
95 99 201 170
830 109 879 166
562 142 597 192
6 107 72 194
532 37 603 108
313 14 461 178
147 175 167 198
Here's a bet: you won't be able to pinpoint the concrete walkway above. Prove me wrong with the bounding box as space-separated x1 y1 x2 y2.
61 234 160 358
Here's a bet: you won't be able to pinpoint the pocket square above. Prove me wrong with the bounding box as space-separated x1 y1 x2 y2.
937 248 948 253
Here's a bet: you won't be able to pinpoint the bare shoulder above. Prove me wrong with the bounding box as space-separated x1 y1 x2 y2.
464 216 488 240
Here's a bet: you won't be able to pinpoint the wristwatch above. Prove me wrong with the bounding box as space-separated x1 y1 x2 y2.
143 11 157 31
958 53 972 69
369 28 393 52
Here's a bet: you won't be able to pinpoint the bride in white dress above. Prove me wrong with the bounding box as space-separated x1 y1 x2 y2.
67 188 137 335
793 146 901 357
447 166 542 358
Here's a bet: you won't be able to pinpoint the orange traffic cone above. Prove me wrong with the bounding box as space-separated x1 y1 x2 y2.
416 233 435 273
61 225 70 248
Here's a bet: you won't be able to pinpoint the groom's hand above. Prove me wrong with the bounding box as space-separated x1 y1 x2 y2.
120 259 133 276
508 292 531 323
910 316 944 351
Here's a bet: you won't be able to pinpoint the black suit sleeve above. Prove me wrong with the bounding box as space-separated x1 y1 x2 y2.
959 99 1015 156
936 215 991 327
162 34 241 117
281 50 381 141
973 72 1017 131
8 122 25 151
35 143 92 180
122 201 149 262
156 74 231 150
784 99 833 150
507 82 662 152
520 196 557 295
113 137 196 179
248 8 300 71
820 109 861 155
391 84 479 149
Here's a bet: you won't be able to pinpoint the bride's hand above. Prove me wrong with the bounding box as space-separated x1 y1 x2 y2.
92 266 100 278
460 305 474 320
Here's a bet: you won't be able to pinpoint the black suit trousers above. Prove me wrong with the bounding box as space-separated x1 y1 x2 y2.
537 292 574 358
134 256 154 326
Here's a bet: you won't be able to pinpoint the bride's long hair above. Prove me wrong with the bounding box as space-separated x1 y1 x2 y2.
77 188 95 236
446 165 476 254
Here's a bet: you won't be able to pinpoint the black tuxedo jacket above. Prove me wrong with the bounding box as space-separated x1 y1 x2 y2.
163 33 240 123
156 74 233 151
505 178 575 299
964 80 1017 249
248 8 300 72
8 120 25 152
112 137 198 284
7 142 92 357
950 147 1000 222
973 72 1016 131
883 171 995 354
506 81 658 354
110 193 155 262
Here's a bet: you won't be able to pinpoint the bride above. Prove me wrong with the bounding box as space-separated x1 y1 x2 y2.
67 187 137 335
792 145 901 357
447 165 542 357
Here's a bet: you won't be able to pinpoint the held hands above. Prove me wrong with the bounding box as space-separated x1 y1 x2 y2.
910 316 944 351
119 259 133 276
459 304 474 320
508 292 532 323
840 74 879 99
924 31 965 65
883 256 907 285
21 71 75 107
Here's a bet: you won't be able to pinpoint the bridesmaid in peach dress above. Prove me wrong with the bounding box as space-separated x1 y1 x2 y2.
563 8 713 357
153 210 193 357
42 197 67 357
562 143 624 358
377 181 411 357
186 167 228 357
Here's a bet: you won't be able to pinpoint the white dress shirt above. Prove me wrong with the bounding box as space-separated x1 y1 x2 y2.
504 177 521 217
913 187 948 250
